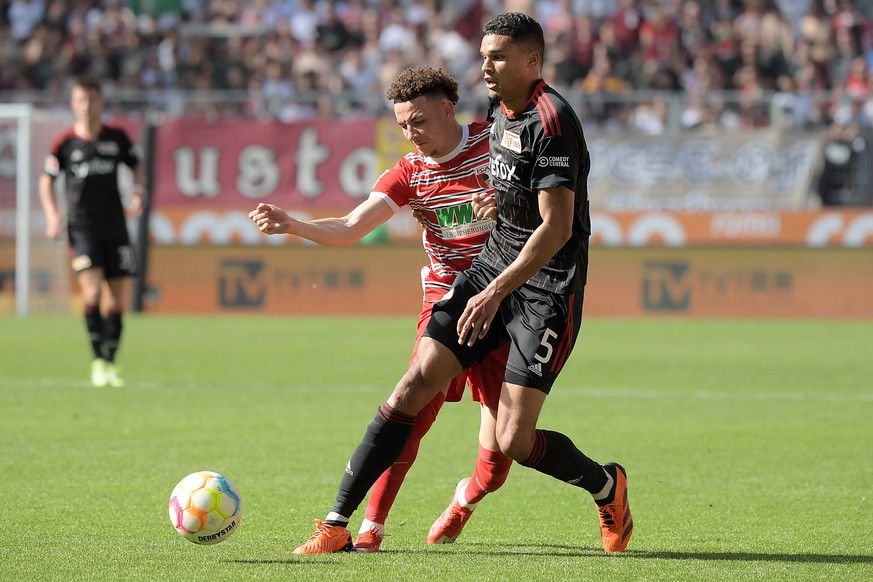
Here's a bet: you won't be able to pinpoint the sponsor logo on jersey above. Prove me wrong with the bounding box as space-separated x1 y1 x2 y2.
97 142 120 155
70 158 117 179
490 155 518 182
434 201 495 240
500 129 522 153
440 221 495 240
537 155 570 168
70 150 84 162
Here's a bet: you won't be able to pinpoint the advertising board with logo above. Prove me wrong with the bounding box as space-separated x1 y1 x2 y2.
142 245 873 318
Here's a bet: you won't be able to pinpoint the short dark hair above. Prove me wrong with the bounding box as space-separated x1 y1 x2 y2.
483 12 545 56
73 76 102 94
385 66 459 105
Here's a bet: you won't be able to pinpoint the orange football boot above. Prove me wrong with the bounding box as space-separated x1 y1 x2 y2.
427 478 476 544
293 519 353 555
596 463 633 552
353 525 384 553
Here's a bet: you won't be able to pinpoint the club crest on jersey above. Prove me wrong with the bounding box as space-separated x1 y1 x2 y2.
500 129 522 153
97 142 120 155
44 155 60 174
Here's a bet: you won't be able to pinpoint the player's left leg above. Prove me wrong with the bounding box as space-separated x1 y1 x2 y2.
497 288 633 552
100 241 136 387
76 267 107 387
101 277 129 387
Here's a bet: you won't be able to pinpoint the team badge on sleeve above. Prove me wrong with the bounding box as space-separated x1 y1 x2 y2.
44 155 60 176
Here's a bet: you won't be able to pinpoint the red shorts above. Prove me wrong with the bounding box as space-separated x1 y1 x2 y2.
410 288 508 411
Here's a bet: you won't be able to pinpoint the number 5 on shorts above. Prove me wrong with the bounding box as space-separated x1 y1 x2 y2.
534 328 558 364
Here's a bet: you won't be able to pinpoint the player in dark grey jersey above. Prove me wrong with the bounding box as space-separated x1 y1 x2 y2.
294 13 632 554
38 76 145 388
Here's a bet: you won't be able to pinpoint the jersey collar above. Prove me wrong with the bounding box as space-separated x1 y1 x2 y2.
501 79 547 119
426 123 469 165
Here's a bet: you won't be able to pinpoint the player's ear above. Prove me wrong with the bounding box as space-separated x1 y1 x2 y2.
443 99 454 118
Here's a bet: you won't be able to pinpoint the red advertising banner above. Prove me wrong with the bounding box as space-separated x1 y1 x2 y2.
147 118 872 248
152 117 378 209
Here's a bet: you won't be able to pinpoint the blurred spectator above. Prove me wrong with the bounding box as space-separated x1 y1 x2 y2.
8 0 45 42
0 0 871 130
816 120 869 205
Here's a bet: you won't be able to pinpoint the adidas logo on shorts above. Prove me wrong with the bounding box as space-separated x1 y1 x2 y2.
527 362 543 377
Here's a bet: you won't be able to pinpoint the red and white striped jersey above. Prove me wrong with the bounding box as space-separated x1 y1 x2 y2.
371 121 495 299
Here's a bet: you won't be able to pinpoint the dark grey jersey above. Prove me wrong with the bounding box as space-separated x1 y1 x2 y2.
44 124 139 241
474 81 591 294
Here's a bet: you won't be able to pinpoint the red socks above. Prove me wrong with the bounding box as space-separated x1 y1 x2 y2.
463 444 512 505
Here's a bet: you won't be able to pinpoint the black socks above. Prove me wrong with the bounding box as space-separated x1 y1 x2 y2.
328 403 416 523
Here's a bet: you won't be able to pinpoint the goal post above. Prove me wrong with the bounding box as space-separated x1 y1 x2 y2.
0 104 71 316
5 104 33 316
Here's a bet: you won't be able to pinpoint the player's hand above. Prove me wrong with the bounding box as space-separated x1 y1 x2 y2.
411 209 427 228
457 288 500 347
249 202 291 235
128 191 143 217
472 191 497 220
45 213 62 239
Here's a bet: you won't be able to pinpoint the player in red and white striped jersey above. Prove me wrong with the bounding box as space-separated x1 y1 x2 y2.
249 66 511 553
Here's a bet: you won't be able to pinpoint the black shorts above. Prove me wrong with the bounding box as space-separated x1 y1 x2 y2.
425 264 584 393
68 231 136 278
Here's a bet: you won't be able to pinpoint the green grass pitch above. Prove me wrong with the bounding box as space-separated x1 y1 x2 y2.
1 315 871 581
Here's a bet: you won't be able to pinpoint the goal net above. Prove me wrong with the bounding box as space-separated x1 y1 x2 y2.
0 105 72 316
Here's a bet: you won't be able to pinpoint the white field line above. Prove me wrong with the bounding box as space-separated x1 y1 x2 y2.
1 378 871 403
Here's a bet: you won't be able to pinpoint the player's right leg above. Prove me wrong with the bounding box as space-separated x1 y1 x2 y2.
428 403 511 544
75 262 107 387
294 339 464 555
354 391 446 552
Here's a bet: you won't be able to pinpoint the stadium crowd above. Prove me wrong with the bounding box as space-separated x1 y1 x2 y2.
2 0 872 130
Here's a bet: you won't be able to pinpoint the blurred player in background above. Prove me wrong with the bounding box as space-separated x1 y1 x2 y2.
291 12 633 555
38 76 145 388
249 66 512 553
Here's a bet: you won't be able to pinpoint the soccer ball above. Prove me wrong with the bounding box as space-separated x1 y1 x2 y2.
168 471 242 545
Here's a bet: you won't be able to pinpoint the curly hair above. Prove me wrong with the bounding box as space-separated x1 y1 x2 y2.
483 12 545 55
385 66 459 105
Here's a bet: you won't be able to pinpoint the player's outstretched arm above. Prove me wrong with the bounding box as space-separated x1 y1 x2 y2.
249 197 394 247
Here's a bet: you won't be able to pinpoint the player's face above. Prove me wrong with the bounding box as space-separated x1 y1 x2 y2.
394 95 456 158
480 34 540 111
70 86 103 125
